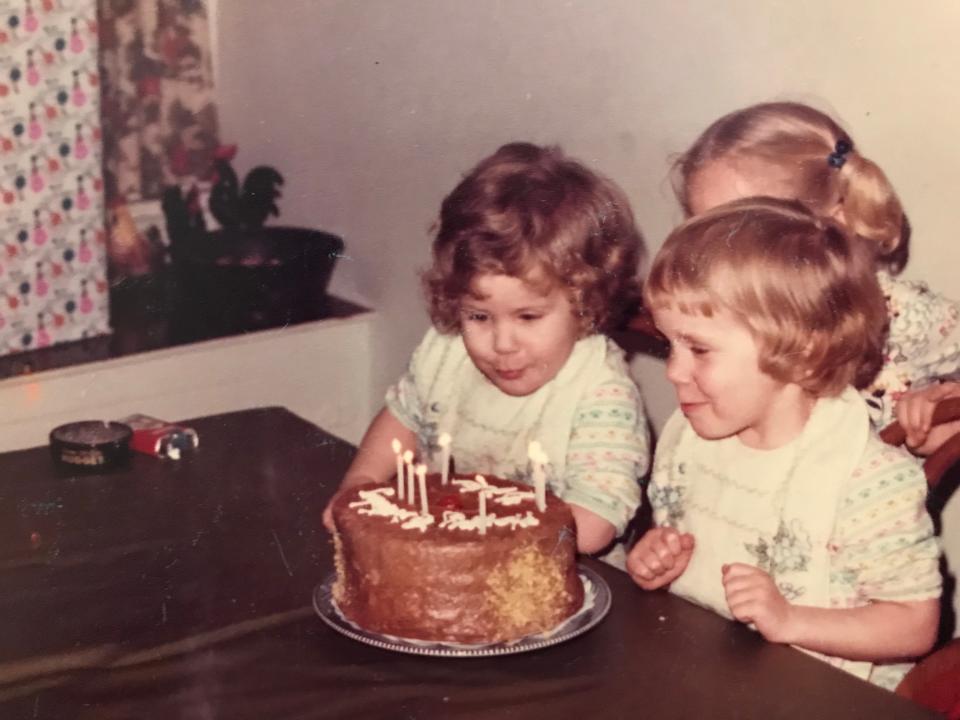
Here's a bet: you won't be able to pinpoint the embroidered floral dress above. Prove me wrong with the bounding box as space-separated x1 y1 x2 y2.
651 388 941 689
864 272 960 428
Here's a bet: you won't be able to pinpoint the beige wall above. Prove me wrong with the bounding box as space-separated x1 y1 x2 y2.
215 0 960 629
214 0 960 431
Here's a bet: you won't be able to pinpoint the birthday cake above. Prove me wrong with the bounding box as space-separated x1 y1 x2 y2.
330 472 583 644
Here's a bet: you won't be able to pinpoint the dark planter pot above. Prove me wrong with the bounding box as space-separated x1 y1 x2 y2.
170 226 344 337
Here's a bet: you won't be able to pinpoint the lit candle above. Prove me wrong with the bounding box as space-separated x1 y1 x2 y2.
391 438 404 501
416 463 429 515
438 432 452 486
475 474 487 535
527 441 547 512
403 450 415 506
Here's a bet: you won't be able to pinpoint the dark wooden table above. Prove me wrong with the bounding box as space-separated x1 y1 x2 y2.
0 407 936 719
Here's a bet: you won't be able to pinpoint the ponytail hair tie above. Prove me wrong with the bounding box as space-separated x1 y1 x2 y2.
827 138 853 168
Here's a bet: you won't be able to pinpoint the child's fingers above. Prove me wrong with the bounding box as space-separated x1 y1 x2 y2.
725 596 754 621
720 562 759 580
642 530 682 569
629 551 669 580
643 545 672 573
627 559 654 581
652 538 680 570
941 381 960 400
898 384 958 446
912 418 960 456
926 382 960 402
725 591 759 622
627 528 694 589
914 383 960 440
914 398 936 435
723 579 763 605
322 503 336 532
722 578 769 608
661 528 683 556
724 582 770 614
627 542 665 578
627 556 669 588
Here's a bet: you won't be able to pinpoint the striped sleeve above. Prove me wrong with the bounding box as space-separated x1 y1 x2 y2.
833 443 942 603
561 376 650 536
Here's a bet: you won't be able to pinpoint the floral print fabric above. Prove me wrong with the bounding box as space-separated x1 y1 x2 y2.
864 271 960 428
0 0 109 355
98 0 218 202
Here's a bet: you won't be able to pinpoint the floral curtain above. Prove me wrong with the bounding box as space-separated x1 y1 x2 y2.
0 0 109 356
98 0 218 202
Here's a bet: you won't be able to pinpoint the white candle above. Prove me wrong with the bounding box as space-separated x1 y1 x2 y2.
392 438 404 501
403 450 415 506
475 474 487 535
438 432 452 486
528 441 547 512
416 463 429 515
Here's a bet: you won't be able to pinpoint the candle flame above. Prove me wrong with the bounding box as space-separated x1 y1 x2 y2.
527 440 542 460
438 432 451 447
528 440 548 464
403 450 413 463
391 438 402 454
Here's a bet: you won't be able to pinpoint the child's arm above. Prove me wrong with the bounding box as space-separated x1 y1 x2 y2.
562 366 650 555
895 380 960 455
722 563 939 659
322 407 416 531
567 504 617 554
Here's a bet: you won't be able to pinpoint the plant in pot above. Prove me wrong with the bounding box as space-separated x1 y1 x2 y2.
162 145 344 337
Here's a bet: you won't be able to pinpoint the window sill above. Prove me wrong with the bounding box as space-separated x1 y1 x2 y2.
0 268 368 382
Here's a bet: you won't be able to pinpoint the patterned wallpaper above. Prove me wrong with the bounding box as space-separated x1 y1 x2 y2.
0 0 108 356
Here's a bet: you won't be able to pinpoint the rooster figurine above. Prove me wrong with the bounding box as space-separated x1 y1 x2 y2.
207 144 285 230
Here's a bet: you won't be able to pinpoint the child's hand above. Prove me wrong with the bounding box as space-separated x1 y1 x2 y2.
721 563 795 643
322 496 338 533
626 527 695 590
896 381 960 456
324 473 385 532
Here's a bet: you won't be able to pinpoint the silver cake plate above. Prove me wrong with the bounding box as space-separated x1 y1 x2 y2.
313 563 611 657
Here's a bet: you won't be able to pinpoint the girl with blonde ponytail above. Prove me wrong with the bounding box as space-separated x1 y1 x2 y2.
673 101 960 452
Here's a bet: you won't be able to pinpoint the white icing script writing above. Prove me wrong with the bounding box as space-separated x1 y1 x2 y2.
438 509 540 532
349 487 436 533
349 482 542 535
452 478 537 508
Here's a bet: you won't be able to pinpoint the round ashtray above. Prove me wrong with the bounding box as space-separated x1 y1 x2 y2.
49 421 133 472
